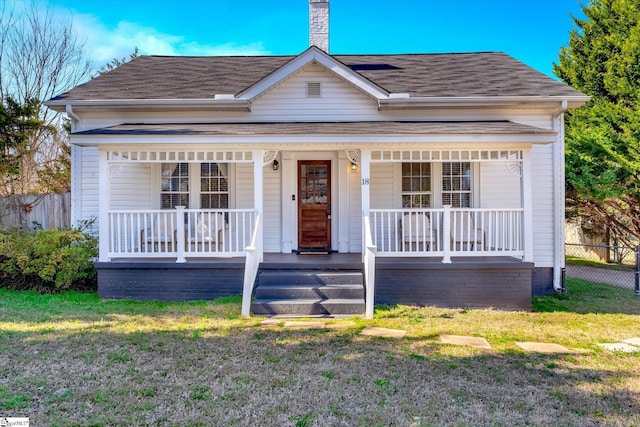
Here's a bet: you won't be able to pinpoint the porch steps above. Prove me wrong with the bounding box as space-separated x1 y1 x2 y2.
251 270 365 317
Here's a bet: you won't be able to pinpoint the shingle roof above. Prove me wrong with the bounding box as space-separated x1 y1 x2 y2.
50 51 582 102
75 121 556 136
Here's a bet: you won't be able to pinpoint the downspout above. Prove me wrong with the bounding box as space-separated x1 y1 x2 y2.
65 105 80 132
552 100 568 292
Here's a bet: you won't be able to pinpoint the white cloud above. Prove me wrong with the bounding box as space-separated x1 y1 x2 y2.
70 13 270 66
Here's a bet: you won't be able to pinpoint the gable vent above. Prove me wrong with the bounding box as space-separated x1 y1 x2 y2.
306 82 321 97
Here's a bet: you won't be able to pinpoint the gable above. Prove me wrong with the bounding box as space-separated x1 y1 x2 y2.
249 62 379 121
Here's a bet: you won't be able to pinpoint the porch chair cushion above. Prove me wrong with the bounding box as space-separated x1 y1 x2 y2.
188 213 225 249
139 213 178 253
402 213 437 246
450 211 484 247
140 213 176 243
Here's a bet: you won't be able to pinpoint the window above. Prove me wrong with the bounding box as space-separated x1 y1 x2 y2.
401 163 431 208
442 162 471 207
160 163 189 208
160 163 230 209
200 163 229 209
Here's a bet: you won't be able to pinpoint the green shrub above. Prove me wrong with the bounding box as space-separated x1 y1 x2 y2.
0 227 98 292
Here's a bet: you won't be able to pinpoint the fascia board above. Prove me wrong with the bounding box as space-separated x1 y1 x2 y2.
70 133 556 146
237 46 390 101
44 99 251 112
378 95 591 110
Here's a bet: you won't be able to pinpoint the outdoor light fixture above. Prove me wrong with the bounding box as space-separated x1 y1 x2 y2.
272 159 279 171
351 162 357 171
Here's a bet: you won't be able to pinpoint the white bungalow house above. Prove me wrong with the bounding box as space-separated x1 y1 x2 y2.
46 1 588 317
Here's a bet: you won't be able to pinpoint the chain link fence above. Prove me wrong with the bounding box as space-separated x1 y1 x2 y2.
564 243 640 299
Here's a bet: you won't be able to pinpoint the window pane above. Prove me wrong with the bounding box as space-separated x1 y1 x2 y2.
442 162 471 208
161 162 189 209
401 162 431 208
200 163 229 209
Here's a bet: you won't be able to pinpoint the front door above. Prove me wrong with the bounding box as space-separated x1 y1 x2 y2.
298 160 331 249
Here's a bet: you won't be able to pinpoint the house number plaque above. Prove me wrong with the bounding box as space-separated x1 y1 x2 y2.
361 178 370 185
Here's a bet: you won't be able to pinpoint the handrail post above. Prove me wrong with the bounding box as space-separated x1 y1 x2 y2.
363 214 376 319
241 210 262 317
175 206 186 263
442 205 452 263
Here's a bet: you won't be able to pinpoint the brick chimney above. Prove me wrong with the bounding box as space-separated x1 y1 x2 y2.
309 0 329 52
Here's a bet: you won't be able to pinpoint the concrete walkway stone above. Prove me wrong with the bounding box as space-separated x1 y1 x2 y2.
327 321 357 330
260 319 281 328
440 334 492 349
516 342 576 354
360 326 406 339
599 343 640 353
284 321 326 329
622 337 640 347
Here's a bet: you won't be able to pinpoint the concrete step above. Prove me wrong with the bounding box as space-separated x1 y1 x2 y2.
254 283 364 300
251 298 365 316
258 271 363 287
251 269 365 316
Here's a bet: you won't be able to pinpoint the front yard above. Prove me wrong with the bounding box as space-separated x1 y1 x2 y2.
0 289 639 426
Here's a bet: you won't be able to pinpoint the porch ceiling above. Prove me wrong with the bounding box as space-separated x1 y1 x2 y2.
75 121 555 137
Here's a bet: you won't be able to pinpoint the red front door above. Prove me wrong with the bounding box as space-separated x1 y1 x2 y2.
298 160 331 248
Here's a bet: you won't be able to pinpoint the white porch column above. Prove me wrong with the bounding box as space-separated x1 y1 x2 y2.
253 150 264 261
98 149 110 262
338 153 350 253
442 205 452 263
360 150 371 261
521 150 534 262
281 152 294 253
175 206 186 263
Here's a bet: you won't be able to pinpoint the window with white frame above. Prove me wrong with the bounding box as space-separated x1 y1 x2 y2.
401 162 431 208
442 162 471 207
200 163 229 209
160 163 230 209
160 163 190 208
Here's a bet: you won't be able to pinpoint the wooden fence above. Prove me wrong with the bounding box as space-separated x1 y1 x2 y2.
0 193 71 230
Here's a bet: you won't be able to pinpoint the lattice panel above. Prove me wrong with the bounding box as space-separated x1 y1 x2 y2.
107 150 253 163
370 149 523 163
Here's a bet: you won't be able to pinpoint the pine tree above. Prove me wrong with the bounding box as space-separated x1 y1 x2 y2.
554 0 640 245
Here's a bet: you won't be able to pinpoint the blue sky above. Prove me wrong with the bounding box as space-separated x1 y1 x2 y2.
36 0 584 78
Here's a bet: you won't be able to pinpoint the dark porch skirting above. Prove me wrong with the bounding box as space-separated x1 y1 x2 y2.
96 259 245 301
374 257 535 311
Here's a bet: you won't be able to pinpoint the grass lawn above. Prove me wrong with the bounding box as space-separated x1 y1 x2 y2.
0 290 639 426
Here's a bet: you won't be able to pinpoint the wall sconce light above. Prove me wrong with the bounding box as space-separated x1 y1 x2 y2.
272 159 279 171
351 162 357 171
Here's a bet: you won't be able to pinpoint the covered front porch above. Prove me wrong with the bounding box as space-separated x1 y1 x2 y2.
98 140 533 317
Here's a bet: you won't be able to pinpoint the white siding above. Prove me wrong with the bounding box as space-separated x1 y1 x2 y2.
479 162 521 208
262 165 282 252
79 146 99 226
349 167 362 252
250 63 379 121
235 163 254 209
370 163 395 209
531 144 554 266
110 163 152 209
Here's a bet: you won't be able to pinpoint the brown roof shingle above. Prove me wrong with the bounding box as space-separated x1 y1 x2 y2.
50 51 582 102
75 121 557 136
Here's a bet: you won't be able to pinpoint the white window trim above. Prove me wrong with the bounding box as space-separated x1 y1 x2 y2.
152 163 235 209
393 162 476 208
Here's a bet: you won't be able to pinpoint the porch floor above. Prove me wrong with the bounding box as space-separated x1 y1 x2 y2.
104 253 524 268
97 253 534 309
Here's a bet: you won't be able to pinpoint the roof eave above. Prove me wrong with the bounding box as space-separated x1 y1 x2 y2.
44 98 252 113
377 95 591 111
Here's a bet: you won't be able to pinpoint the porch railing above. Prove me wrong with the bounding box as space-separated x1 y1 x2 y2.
241 210 262 317
369 207 524 261
107 207 256 261
363 213 376 319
